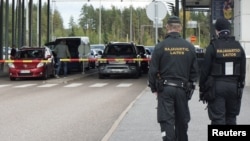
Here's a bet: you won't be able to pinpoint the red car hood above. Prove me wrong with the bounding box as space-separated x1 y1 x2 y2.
13 61 40 69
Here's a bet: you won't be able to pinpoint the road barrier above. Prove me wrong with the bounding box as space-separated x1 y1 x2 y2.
0 58 151 63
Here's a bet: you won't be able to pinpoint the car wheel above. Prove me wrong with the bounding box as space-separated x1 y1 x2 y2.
10 77 16 81
133 67 141 79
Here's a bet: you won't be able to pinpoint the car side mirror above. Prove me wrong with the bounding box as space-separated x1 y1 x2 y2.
146 50 151 55
98 51 103 55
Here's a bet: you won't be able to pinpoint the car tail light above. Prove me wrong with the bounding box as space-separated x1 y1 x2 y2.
126 60 134 63
8 63 15 68
99 58 108 64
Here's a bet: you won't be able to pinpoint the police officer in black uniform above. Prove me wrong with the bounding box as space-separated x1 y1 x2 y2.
148 16 199 141
199 17 246 125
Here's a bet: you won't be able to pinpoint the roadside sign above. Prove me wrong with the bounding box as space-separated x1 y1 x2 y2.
190 35 196 42
146 1 167 21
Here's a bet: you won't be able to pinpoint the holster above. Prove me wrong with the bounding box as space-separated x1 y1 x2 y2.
163 79 194 100
185 82 195 100
156 78 164 93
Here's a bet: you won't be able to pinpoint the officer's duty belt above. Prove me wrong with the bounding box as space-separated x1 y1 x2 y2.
163 80 186 89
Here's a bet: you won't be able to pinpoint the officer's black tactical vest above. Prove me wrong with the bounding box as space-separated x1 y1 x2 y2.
210 37 242 76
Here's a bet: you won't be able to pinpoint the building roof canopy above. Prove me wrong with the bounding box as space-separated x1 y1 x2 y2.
183 0 211 8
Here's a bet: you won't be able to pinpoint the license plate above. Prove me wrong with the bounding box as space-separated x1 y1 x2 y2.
20 70 30 73
109 61 125 64
111 69 123 72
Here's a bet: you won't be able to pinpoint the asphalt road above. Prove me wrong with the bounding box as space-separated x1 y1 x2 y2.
0 72 148 141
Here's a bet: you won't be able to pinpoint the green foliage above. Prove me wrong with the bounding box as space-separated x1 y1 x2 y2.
3 2 211 48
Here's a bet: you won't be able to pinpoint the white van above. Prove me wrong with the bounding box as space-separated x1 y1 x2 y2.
46 36 91 73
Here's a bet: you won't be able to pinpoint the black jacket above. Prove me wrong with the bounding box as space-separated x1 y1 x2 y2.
148 32 199 93
199 35 246 89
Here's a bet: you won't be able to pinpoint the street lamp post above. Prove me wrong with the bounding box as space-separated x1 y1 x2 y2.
99 0 101 44
51 0 56 41
130 1 132 42
198 23 200 47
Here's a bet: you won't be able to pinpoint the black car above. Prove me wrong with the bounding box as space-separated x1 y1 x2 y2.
136 45 150 73
98 42 141 79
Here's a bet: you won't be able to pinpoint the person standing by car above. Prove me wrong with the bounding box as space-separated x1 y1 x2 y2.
199 17 246 125
54 40 71 78
148 16 199 141
10 44 17 59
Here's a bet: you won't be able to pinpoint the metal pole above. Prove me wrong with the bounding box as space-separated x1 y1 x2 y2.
12 0 15 46
0 0 4 60
37 0 39 46
198 23 200 47
130 4 132 42
155 1 158 44
16 0 22 47
51 0 54 41
5 0 9 59
39 0 42 47
17 0 22 47
22 0 25 46
26 0 29 46
47 0 50 43
175 0 179 17
99 0 101 44
29 0 33 46
183 0 186 39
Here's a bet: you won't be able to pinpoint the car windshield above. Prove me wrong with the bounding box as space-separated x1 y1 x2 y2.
137 46 146 54
105 44 134 55
91 44 105 50
16 49 44 59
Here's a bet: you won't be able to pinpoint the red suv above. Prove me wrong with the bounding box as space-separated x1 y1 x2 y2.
8 46 55 80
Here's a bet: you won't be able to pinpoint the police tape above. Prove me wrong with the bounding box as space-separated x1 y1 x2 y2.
0 60 50 63
0 58 151 63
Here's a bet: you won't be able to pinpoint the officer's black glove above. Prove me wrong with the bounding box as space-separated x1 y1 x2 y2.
199 91 207 104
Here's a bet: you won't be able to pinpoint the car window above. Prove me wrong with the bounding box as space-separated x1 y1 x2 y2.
105 44 135 55
137 46 145 54
16 49 44 59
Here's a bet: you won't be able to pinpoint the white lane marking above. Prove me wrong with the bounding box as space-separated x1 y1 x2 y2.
0 84 11 88
89 83 108 87
14 84 37 88
38 84 58 87
116 83 132 87
64 83 83 87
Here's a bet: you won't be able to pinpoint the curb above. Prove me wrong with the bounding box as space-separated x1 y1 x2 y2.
101 87 147 141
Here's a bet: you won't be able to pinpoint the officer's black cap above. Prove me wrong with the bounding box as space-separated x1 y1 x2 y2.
215 18 231 31
167 16 181 24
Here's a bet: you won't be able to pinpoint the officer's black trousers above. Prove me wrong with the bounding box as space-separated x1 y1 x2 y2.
207 80 242 125
157 86 190 141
